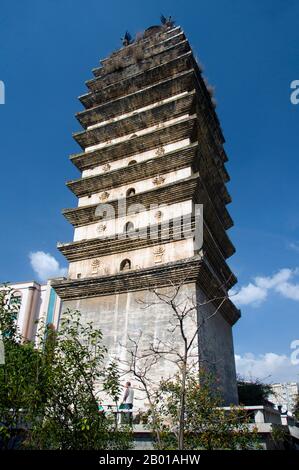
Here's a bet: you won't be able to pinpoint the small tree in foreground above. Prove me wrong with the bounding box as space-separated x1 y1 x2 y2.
0 289 132 450
237 377 273 406
121 280 260 450
131 280 230 449
26 311 132 450
147 370 260 450
0 287 47 449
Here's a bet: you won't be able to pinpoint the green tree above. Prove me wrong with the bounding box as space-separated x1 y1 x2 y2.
0 288 132 450
237 377 273 406
103 361 122 407
26 310 132 450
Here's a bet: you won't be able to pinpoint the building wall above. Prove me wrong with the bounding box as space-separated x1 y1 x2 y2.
82 138 190 178
85 114 190 153
86 91 189 131
78 167 191 207
269 382 299 414
68 238 194 279
56 26 240 409
196 287 238 405
8 281 46 341
62 282 238 406
7 280 62 342
73 200 193 241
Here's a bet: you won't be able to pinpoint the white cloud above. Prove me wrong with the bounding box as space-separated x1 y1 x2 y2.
275 280 299 301
29 251 67 282
230 283 267 307
235 352 299 383
230 268 299 307
255 268 292 289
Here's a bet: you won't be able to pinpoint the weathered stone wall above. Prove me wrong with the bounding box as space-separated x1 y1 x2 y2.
82 139 190 178
85 114 189 153
62 282 238 407
196 287 238 405
73 200 192 241
78 167 191 207
68 239 194 279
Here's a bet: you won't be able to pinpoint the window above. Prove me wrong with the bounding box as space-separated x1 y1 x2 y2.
124 221 134 233
9 291 22 324
98 210 107 220
120 259 131 271
11 291 22 305
126 188 136 197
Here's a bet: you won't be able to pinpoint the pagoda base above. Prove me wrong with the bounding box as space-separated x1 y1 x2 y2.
60 281 239 406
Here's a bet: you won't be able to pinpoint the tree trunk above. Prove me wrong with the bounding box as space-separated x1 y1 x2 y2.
178 361 187 450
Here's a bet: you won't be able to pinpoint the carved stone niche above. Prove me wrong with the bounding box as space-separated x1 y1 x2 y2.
99 191 109 202
155 146 165 157
91 258 101 275
96 223 107 234
154 210 163 221
153 246 165 264
152 175 166 186
103 163 111 172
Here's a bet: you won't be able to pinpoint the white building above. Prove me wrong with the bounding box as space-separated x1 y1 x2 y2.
269 382 299 414
5 279 62 342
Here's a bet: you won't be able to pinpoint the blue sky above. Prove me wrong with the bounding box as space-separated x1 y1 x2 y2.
0 0 298 382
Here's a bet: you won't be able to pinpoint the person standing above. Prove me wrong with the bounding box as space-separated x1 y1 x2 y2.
121 381 134 424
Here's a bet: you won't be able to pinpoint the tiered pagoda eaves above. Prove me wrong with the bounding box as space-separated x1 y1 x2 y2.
53 23 240 404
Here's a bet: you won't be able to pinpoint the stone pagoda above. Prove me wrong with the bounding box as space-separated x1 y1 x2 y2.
53 23 240 404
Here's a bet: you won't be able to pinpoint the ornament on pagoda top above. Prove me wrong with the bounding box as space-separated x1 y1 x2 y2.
160 15 175 28
121 31 133 47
